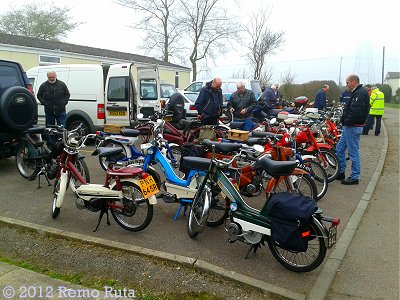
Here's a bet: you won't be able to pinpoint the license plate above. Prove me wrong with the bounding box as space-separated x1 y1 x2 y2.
137 175 159 199
296 162 312 173
328 225 338 248
108 111 127 116
163 115 173 122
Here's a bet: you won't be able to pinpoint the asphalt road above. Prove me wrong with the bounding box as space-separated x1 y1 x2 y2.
0 122 383 295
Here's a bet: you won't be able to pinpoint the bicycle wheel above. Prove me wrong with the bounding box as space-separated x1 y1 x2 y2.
302 160 328 201
187 184 211 238
268 175 317 200
110 181 153 232
267 218 327 272
15 142 40 180
317 149 339 182
69 158 90 194
206 192 229 227
97 140 127 171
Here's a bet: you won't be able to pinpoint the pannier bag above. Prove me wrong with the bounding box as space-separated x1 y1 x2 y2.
179 143 206 173
267 192 316 252
198 126 216 142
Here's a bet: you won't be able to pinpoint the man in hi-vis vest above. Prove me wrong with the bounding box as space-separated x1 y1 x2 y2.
362 86 385 136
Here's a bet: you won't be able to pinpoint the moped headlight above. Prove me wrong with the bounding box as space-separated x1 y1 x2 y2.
140 143 152 155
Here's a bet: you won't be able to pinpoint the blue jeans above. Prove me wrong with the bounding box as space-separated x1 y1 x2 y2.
234 118 255 131
46 112 67 127
336 126 363 180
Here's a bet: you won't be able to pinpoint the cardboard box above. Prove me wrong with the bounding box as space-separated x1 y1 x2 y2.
104 124 124 133
228 129 249 141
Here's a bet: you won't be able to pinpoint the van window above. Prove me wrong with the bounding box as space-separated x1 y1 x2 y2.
140 79 158 100
108 76 128 101
185 81 204 92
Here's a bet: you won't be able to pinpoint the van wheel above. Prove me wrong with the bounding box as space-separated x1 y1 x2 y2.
67 119 91 135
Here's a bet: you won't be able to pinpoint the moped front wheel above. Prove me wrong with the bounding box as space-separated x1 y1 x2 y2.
188 184 211 238
69 158 90 194
52 179 61 218
110 181 153 232
206 194 229 227
267 219 327 272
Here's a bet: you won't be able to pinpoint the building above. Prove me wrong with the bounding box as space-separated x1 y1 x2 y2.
0 32 191 89
385 72 400 96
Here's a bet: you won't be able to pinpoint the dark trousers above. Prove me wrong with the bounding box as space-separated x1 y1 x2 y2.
45 112 67 127
363 114 382 136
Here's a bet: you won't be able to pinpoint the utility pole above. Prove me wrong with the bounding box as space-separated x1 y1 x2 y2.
381 46 385 84
338 57 343 86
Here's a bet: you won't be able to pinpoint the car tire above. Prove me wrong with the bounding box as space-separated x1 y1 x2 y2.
0 86 37 132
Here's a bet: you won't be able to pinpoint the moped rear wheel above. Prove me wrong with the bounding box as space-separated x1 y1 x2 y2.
15 142 40 180
188 184 211 238
267 219 327 272
318 150 339 182
97 140 127 171
302 160 328 201
110 181 153 232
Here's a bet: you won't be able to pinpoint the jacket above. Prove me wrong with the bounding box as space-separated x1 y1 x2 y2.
368 88 384 116
260 87 277 108
313 90 327 110
341 84 370 126
227 89 257 119
167 92 185 122
195 81 223 120
340 90 351 105
37 79 70 115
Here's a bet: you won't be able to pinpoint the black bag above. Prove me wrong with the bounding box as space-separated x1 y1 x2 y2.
267 192 316 252
179 143 206 173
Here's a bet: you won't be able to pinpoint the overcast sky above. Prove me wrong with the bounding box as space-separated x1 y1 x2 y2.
2 0 399 84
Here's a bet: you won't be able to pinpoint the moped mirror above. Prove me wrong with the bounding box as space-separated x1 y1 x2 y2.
137 113 144 120
253 144 264 153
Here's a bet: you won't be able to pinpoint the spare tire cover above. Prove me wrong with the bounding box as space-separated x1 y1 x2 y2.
0 86 37 131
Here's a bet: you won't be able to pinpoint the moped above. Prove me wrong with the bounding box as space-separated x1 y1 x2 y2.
187 146 340 272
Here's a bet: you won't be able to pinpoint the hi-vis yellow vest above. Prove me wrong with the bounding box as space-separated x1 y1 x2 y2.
369 88 384 115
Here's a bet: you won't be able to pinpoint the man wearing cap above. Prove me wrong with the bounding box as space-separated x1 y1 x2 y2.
228 81 257 130
362 86 385 136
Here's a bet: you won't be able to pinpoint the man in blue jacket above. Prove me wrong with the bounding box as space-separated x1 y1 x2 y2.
313 84 329 110
195 77 223 125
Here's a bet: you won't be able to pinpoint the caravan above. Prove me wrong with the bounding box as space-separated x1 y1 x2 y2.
27 63 161 133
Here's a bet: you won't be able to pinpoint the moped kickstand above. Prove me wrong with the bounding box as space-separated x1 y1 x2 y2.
244 241 264 259
93 207 111 232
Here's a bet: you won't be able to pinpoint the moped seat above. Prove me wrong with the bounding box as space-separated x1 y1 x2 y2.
257 156 296 177
202 139 242 153
251 131 283 140
246 137 268 146
108 166 143 177
182 156 211 171
268 108 283 116
93 147 124 158
230 121 245 129
27 127 46 134
120 128 141 137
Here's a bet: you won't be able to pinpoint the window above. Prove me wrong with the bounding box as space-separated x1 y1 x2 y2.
185 82 204 92
161 84 178 98
0 66 23 97
175 72 179 88
140 79 158 100
39 55 61 65
107 77 128 101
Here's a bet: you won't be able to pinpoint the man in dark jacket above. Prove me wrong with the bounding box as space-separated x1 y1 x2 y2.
260 85 277 108
167 92 185 129
195 77 223 125
227 81 257 130
313 84 329 110
37 71 70 127
336 74 370 185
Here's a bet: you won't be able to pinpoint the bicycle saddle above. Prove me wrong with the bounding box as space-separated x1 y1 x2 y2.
229 121 245 129
202 139 242 153
181 156 211 171
250 131 283 140
256 156 296 177
120 128 141 137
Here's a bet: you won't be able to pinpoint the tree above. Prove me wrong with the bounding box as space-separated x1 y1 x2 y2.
179 0 240 81
280 69 296 100
116 0 184 63
0 3 80 41
244 8 285 80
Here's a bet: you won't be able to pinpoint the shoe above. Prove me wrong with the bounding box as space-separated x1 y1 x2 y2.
342 177 359 185
362 132 368 135
375 133 379 136
336 173 345 180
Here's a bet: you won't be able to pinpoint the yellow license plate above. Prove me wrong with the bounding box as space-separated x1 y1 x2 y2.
137 175 159 199
163 115 173 122
108 111 127 116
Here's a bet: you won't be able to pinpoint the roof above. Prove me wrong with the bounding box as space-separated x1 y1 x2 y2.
386 72 400 79
0 32 190 70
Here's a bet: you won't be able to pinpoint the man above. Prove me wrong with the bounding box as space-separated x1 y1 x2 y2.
195 77 223 125
227 81 258 130
37 71 70 127
274 83 283 103
340 88 351 105
362 86 384 136
167 92 185 129
313 84 329 110
260 84 277 108
336 74 370 185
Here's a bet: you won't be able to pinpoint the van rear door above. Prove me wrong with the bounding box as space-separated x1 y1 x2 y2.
136 66 161 117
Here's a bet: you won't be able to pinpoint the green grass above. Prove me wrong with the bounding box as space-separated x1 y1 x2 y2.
386 103 400 109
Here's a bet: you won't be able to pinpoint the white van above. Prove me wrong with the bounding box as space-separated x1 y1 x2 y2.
184 78 262 101
27 63 161 132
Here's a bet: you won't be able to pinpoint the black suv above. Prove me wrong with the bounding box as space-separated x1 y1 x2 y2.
0 59 37 159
